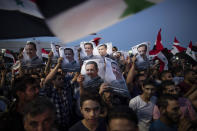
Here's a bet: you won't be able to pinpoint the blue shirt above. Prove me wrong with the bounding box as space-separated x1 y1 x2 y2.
149 119 177 131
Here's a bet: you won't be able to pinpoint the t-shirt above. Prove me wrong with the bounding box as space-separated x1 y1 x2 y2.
129 95 157 131
149 119 177 131
69 119 106 131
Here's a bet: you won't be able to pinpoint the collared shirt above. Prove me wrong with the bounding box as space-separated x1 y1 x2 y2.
40 77 73 127
83 76 104 92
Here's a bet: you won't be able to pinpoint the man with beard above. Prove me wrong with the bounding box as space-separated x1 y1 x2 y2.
22 42 42 68
150 95 182 131
40 57 73 131
0 76 39 131
178 69 196 95
150 95 181 131
153 80 197 127
129 80 156 131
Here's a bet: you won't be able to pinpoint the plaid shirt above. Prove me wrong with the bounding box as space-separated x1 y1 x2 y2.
40 77 73 127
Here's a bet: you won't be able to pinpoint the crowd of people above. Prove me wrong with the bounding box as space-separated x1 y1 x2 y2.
0 40 197 131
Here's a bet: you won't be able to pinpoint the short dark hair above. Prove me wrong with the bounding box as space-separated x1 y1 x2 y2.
84 43 93 48
13 75 38 93
161 80 175 89
64 48 74 54
107 106 138 127
80 92 102 107
112 46 118 51
142 79 156 87
98 44 107 49
160 70 171 79
23 96 55 119
86 61 98 70
27 42 37 50
157 94 178 109
137 44 147 51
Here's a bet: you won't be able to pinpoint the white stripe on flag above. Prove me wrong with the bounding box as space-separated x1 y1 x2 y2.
46 0 127 43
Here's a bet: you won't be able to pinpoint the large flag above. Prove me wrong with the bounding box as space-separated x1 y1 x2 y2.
171 37 186 55
0 0 155 42
0 0 53 39
186 41 197 61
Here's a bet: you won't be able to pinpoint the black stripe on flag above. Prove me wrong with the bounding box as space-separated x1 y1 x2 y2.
36 0 87 19
0 9 54 39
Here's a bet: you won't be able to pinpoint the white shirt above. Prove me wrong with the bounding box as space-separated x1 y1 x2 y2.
129 95 157 131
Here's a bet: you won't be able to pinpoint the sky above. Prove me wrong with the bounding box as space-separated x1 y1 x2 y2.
67 0 197 50
1 0 197 51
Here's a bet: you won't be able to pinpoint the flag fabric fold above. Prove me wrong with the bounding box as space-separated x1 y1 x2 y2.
171 37 186 55
186 41 197 61
41 48 49 58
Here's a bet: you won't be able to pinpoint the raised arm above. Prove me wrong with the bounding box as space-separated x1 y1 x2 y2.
44 57 63 84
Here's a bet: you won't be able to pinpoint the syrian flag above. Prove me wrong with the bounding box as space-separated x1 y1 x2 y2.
171 37 186 55
41 48 49 58
149 49 168 72
91 37 102 46
0 0 53 39
0 0 155 41
154 28 164 51
4 49 16 63
186 41 197 61
35 0 155 43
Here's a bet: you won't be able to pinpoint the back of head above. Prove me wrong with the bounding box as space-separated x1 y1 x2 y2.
80 90 102 107
107 105 138 127
23 96 55 119
13 75 37 97
157 94 178 110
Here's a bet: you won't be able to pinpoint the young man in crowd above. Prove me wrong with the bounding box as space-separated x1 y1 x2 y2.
150 95 190 131
107 106 138 131
23 96 57 131
178 69 196 95
69 91 106 131
129 80 156 131
0 76 39 131
153 80 197 126
126 55 148 98
40 57 73 131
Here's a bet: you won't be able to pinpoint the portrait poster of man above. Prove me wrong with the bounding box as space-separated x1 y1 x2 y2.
80 41 96 58
94 42 113 56
131 42 150 70
104 58 130 97
80 58 105 87
131 42 150 56
51 42 61 58
22 41 43 68
59 47 80 72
